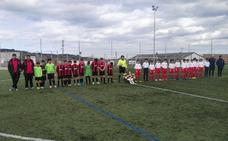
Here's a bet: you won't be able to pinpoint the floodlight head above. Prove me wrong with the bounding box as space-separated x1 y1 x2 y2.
152 5 158 11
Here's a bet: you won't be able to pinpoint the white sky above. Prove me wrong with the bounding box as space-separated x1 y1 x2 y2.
0 0 228 58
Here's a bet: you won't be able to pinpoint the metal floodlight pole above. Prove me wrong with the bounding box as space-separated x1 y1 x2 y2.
0 42 1 66
210 39 213 56
152 5 158 60
139 41 142 54
111 40 113 59
78 40 81 60
62 40 64 55
40 38 43 60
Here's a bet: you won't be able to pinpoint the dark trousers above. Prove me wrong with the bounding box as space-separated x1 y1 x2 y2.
143 68 149 81
209 67 215 77
41 76 46 87
24 73 33 88
11 73 20 89
218 67 223 77
204 67 209 78
86 76 91 84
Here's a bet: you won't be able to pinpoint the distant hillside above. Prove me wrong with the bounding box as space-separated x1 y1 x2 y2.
0 48 93 61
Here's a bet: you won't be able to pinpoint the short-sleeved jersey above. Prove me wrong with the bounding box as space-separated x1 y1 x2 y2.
107 64 113 75
91 61 98 72
98 60 106 70
79 61 85 74
72 63 79 76
56 64 64 76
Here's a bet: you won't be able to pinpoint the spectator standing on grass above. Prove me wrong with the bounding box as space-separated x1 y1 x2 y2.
117 55 128 82
8 54 21 91
204 58 210 78
216 55 225 77
209 56 216 77
142 59 149 81
23 55 35 89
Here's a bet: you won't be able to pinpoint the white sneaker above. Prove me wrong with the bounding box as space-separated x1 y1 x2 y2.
54 85 57 88
97 82 100 85
41 87 44 89
37 87 40 90
92 82 95 85
9 88 13 91
15 89 18 91
25 88 29 90
49 86 52 89
77 83 80 86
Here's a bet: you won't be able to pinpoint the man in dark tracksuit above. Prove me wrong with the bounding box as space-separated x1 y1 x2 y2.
216 56 225 77
209 57 216 77
22 55 34 89
8 54 21 91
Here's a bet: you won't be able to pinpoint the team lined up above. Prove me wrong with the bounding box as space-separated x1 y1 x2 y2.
8 54 114 91
133 57 225 81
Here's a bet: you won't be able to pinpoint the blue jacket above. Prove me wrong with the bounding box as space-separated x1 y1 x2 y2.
216 58 225 68
209 57 216 68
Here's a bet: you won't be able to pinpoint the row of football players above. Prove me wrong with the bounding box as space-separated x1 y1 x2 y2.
55 58 114 87
134 58 209 81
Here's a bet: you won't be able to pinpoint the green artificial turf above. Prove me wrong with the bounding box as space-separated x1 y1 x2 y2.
0 67 227 141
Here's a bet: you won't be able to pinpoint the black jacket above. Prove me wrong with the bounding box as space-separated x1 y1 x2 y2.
216 58 225 69
209 57 216 68
8 58 21 75
22 59 35 74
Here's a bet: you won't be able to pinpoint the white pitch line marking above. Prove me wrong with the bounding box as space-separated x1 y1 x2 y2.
0 132 55 141
136 84 228 104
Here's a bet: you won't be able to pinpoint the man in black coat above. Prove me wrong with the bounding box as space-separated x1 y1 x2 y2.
22 55 35 89
216 55 225 77
209 57 216 77
8 54 21 91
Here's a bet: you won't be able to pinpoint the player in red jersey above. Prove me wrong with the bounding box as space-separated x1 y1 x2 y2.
107 62 114 83
91 58 99 85
63 60 69 86
67 60 73 86
78 58 85 85
72 60 79 85
56 61 64 87
98 58 106 84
